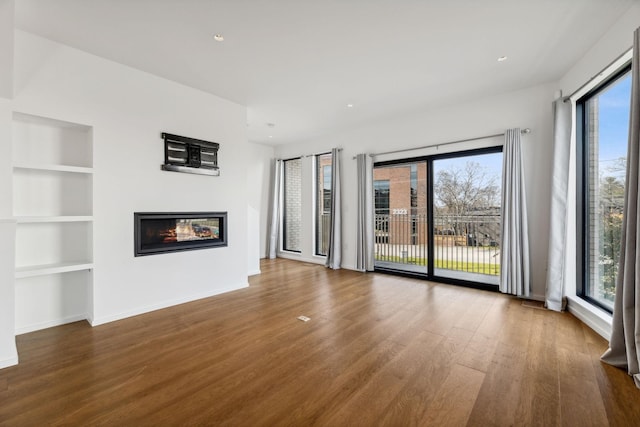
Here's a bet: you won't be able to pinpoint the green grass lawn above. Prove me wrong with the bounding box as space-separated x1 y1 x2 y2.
374 255 500 275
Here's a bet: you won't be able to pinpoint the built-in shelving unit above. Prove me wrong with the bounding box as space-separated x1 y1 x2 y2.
12 112 93 334
15 216 94 223
15 261 95 279
13 163 94 174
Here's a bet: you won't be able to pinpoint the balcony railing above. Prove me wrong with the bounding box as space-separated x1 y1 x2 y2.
317 213 331 256
374 212 500 277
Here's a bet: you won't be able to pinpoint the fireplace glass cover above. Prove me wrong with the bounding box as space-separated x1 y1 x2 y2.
134 212 227 256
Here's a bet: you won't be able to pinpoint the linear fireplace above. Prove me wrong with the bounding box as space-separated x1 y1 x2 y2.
134 212 227 256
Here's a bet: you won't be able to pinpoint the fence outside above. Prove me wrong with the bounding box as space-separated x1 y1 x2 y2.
374 212 501 276
317 213 331 256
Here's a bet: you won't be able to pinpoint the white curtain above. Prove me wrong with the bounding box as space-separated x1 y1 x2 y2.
266 159 282 259
545 99 572 311
356 154 374 272
601 27 640 388
325 148 342 269
500 128 531 296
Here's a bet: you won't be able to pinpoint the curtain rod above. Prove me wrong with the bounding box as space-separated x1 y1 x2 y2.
360 128 531 159
277 148 342 161
564 47 632 101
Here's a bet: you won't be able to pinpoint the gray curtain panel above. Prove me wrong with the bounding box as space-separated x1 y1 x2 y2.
266 159 282 259
500 128 531 296
545 99 572 311
601 27 640 388
356 154 374 272
325 148 342 269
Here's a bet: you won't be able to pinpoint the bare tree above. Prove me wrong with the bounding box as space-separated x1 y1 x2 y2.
433 161 500 242
434 161 500 216
604 156 626 176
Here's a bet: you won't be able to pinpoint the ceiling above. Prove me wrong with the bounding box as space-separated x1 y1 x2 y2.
14 0 636 145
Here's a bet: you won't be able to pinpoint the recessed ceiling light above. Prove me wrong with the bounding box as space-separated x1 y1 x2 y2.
497 56 508 62
213 34 224 42
269 135 273 138
347 103 354 108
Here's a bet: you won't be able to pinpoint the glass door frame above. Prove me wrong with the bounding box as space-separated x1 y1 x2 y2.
373 146 503 291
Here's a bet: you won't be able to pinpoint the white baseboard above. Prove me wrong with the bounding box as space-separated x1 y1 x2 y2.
248 269 261 276
272 254 363 272
91 282 249 327
0 348 18 370
567 295 612 341
277 252 326 265
15 314 88 335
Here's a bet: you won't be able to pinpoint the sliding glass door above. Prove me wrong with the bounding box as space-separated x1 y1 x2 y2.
373 148 502 287
373 160 428 274
432 150 502 285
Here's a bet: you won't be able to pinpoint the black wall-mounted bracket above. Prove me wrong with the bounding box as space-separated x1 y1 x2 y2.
161 133 220 176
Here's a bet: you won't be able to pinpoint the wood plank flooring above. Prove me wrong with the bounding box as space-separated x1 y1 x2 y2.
1 258 640 426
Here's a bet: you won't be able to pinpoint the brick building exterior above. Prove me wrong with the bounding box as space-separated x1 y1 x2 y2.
373 163 428 245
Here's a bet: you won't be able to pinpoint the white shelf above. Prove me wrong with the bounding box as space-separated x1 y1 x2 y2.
15 216 93 223
15 261 94 278
13 163 93 174
12 112 94 333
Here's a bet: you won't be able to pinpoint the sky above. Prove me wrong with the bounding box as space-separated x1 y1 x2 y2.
598 72 631 181
433 152 503 184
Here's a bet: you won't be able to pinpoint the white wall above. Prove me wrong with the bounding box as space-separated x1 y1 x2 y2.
0 219 16 369
274 83 556 300
0 1 17 368
555 4 640 339
0 99 11 219
559 4 640 95
247 141 274 273
11 31 252 326
0 98 17 367
0 0 13 98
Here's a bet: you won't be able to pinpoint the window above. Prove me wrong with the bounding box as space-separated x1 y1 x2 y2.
410 164 418 244
432 150 502 282
283 158 302 252
374 180 390 241
372 147 502 288
374 180 390 214
315 153 332 256
577 65 631 312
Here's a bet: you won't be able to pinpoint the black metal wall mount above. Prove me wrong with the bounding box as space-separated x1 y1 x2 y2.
161 132 220 176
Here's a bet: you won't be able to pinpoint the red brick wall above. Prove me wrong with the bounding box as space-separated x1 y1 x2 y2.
373 163 428 245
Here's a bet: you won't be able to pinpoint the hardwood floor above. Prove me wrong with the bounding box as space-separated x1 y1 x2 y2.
1 258 639 426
